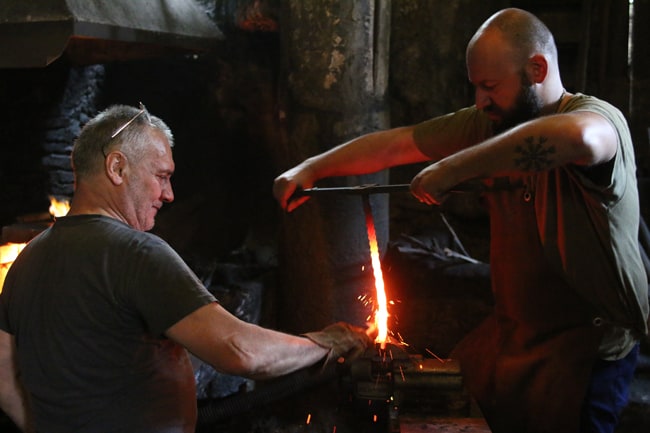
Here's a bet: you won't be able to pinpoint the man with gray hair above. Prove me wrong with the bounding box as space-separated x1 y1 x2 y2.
0 104 371 432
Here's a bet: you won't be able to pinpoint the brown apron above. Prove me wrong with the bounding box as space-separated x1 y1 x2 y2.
452 183 605 433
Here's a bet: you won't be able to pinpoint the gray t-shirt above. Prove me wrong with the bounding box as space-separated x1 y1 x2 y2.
0 215 216 432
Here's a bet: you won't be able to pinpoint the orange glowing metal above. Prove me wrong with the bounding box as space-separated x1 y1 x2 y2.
363 196 389 349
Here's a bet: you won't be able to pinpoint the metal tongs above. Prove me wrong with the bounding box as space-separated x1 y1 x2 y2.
293 181 485 197
293 183 411 197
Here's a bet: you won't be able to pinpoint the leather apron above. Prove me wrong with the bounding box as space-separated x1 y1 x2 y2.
451 179 605 433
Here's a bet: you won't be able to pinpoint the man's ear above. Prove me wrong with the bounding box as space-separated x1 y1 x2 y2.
526 54 548 84
105 151 126 185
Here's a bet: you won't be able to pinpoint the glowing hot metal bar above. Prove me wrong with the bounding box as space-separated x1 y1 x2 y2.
362 195 389 349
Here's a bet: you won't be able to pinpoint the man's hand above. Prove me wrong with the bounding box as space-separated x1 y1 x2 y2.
272 164 317 212
410 160 461 206
302 322 373 363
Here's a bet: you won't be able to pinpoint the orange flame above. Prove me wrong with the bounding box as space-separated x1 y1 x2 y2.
0 243 26 292
49 196 70 218
363 197 388 349
0 197 69 293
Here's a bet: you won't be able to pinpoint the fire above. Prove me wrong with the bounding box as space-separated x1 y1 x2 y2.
0 196 70 293
49 196 71 218
363 197 389 349
0 243 26 292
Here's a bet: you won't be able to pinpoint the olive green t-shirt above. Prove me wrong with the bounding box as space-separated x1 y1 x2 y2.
413 94 648 359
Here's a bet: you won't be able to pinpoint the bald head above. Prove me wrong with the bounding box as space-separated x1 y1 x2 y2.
465 9 565 131
468 8 558 68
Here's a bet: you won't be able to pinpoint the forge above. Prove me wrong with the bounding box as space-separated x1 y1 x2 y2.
193 330 490 433
346 342 474 433
190 187 494 433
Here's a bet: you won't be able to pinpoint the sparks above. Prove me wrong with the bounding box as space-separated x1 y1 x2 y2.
426 348 446 363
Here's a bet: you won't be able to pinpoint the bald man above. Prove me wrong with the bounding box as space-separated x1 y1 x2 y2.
273 8 648 433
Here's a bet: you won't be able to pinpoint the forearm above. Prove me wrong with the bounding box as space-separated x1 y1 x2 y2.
274 126 428 210
445 113 616 181
0 385 33 433
303 126 428 180
219 323 329 380
167 303 329 380
0 332 33 432
411 112 617 203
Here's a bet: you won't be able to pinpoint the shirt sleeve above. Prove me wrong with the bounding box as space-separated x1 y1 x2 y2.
123 234 217 336
560 94 634 202
412 106 493 160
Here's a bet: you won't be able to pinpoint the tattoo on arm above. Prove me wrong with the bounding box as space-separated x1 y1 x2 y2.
514 136 556 171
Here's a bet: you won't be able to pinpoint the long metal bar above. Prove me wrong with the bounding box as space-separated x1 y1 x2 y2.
293 182 485 197
293 183 411 197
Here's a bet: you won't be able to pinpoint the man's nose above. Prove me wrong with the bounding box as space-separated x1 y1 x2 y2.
162 184 174 203
475 88 491 111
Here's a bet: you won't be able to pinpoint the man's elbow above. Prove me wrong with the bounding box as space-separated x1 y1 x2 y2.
572 116 617 166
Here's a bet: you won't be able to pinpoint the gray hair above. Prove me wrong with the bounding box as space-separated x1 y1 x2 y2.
72 104 174 180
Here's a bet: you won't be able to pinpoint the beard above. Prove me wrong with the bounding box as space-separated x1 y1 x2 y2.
488 74 544 134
